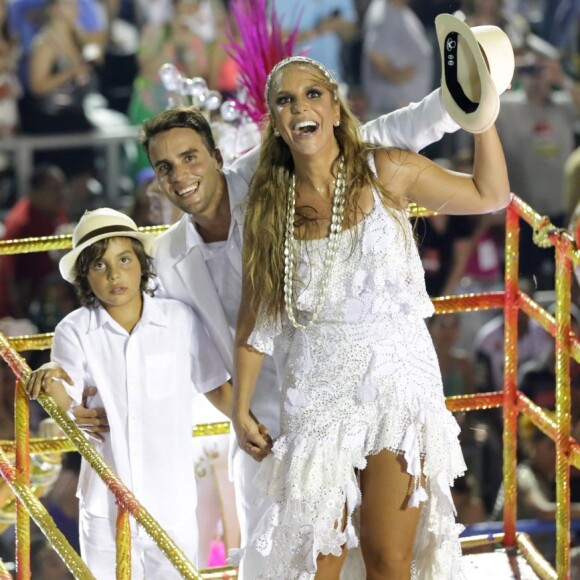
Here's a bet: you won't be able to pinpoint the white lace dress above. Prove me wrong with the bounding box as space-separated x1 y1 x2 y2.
243 172 467 579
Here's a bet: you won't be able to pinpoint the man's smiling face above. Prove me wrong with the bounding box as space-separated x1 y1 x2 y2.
148 127 224 218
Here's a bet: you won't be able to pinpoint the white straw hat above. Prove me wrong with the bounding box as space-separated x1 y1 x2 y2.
435 13 515 134
59 208 154 283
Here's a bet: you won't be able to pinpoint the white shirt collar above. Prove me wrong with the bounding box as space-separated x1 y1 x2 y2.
88 293 169 333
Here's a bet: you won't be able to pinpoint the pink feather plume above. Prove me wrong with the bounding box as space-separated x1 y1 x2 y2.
224 0 299 123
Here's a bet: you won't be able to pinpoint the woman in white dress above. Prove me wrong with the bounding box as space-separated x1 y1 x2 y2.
232 56 510 579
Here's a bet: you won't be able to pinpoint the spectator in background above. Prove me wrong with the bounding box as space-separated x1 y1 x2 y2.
409 0 461 102
429 313 477 397
517 304 580 505
144 174 183 226
0 357 19 439
0 316 52 437
30 538 73 579
361 0 433 116
340 0 371 88
413 208 474 298
493 426 580 564
461 0 529 54
495 49 579 288
0 0 20 137
179 0 230 95
19 0 98 194
29 272 79 334
428 293 504 514
564 145 580 221
95 0 140 114
414 151 504 310
448 150 504 292
514 295 580 507
544 0 580 75
126 167 159 227
128 0 214 177
8 0 106 90
411 0 461 29
445 150 505 348
41 452 81 554
451 474 487 526
271 0 358 83
472 278 553 392
0 165 67 318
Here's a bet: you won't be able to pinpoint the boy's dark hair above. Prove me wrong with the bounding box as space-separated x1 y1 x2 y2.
141 107 217 160
73 237 155 307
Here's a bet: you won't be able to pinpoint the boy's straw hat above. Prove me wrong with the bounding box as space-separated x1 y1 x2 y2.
435 12 515 134
59 208 154 283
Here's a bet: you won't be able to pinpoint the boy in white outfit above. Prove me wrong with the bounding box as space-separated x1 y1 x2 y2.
25 208 232 579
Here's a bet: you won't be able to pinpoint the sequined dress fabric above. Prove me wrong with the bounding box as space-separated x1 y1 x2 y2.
245 169 467 579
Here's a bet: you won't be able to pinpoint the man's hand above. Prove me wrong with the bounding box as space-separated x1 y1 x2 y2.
233 411 272 462
72 387 109 442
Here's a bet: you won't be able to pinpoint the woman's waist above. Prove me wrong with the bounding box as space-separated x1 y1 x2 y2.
288 311 430 334
294 296 435 332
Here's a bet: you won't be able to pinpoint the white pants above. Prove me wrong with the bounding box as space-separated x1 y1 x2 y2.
232 446 272 580
79 509 198 579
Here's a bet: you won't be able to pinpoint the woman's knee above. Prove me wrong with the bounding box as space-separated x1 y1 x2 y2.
360 540 413 579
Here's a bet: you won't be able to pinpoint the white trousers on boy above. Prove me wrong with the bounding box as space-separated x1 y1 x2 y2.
79 508 198 579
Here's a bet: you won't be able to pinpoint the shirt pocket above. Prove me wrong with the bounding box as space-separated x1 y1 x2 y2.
144 353 177 399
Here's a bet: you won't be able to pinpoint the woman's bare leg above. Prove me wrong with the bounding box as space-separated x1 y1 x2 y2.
314 506 348 579
360 449 422 580
315 546 348 580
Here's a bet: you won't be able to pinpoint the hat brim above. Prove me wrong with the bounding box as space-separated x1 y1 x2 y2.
435 14 513 134
59 231 155 283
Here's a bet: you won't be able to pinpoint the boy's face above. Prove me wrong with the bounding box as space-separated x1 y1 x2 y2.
86 237 143 313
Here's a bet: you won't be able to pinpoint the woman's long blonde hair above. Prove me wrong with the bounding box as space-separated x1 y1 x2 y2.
243 59 404 321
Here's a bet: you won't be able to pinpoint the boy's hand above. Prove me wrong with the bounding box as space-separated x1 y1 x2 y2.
72 386 109 442
25 362 73 400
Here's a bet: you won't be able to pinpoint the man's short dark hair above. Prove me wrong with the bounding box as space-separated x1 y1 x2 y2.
141 107 217 160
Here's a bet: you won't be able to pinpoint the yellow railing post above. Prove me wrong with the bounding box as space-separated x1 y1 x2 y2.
554 234 573 578
14 377 31 580
502 201 520 548
116 508 131 580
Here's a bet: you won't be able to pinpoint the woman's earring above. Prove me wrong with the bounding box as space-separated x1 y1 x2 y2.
273 129 280 137
334 120 340 127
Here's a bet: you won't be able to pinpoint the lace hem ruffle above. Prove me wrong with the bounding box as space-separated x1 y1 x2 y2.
231 405 466 579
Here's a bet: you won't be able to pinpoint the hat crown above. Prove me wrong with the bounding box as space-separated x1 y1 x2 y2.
435 13 515 134
72 209 139 249
469 24 515 95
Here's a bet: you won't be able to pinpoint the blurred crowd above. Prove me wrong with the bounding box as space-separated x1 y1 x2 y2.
2 0 580 574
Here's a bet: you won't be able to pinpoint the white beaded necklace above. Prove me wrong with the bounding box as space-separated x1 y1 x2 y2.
284 157 347 329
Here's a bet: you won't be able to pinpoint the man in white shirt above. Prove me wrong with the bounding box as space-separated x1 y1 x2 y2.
75 90 459 577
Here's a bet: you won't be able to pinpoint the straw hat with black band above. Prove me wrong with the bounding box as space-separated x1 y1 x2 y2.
435 13 515 134
59 208 155 283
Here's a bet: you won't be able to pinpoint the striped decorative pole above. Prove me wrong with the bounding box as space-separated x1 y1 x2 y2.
502 200 520 548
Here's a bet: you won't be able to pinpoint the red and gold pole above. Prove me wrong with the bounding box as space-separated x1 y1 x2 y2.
502 201 520 548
